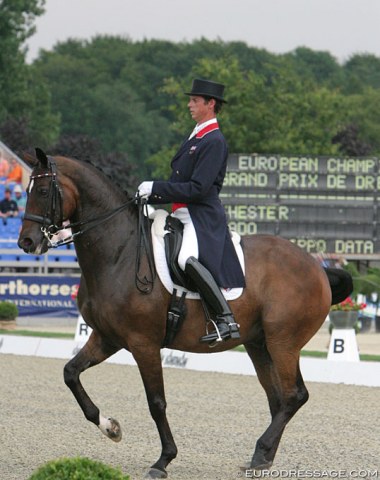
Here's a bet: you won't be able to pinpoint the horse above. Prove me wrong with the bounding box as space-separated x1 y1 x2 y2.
18 148 352 479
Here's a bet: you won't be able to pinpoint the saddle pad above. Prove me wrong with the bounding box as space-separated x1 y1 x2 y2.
150 209 245 300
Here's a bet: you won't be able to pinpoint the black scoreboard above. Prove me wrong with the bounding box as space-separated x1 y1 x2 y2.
222 154 380 259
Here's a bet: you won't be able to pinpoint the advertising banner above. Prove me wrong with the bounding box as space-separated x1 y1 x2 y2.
0 276 80 318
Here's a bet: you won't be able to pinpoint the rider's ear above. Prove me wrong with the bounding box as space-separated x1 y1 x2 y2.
35 147 49 167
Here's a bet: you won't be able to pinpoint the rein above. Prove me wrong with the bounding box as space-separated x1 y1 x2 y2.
135 199 156 294
49 199 136 248
25 156 156 294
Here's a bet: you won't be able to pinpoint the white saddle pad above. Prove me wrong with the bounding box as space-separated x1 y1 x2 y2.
150 209 245 300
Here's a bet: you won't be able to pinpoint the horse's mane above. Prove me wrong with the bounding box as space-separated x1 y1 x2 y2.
85 158 130 197
56 155 138 217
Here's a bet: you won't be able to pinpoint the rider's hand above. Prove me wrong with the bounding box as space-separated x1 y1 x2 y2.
137 181 154 199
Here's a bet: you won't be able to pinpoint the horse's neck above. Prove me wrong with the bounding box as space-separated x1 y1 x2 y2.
72 178 138 268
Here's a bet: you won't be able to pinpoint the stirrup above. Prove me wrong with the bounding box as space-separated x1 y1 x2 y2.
204 318 222 347
200 318 240 347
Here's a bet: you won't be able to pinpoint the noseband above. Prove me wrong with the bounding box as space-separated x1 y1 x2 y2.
24 157 64 243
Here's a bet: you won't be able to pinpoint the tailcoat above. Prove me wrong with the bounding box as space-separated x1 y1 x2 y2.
149 123 245 288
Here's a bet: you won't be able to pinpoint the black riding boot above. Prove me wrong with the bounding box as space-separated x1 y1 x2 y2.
185 256 240 344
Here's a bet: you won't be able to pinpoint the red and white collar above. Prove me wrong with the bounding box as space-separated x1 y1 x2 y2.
196 120 219 138
188 118 219 140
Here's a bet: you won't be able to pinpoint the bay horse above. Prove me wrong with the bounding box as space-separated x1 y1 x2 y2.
18 148 352 479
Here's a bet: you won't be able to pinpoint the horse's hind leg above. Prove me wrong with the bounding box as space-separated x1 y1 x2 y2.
63 331 122 441
244 340 309 470
132 345 177 479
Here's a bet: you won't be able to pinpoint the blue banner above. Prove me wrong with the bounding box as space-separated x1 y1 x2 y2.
0 276 80 318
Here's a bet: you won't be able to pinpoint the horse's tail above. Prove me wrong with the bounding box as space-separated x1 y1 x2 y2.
323 267 354 305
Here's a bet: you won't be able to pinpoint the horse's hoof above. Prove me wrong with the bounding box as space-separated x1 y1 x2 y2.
98 416 122 442
240 459 273 471
239 462 251 471
144 467 168 479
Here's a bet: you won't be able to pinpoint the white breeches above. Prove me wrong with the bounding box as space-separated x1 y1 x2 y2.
171 207 199 271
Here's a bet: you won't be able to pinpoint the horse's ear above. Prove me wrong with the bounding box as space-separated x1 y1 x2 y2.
35 147 49 167
22 151 38 168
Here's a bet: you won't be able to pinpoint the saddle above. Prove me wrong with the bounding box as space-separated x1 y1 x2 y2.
150 209 245 347
151 209 244 301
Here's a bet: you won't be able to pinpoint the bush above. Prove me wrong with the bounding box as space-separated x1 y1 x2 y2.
0 301 18 320
28 457 130 480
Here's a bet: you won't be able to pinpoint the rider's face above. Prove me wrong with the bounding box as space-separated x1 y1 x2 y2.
187 96 215 124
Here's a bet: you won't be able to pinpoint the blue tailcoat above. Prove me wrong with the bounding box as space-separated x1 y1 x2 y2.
149 126 245 288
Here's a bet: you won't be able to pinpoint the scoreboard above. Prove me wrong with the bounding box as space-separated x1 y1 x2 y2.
222 154 380 259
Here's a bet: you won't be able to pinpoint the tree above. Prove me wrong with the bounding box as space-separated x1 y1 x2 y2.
30 36 380 174
0 0 59 149
34 38 173 175
343 54 380 93
332 123 372 156
285 47 344 87
0 0 45 118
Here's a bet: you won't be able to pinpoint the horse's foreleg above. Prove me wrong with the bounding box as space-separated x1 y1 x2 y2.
63 331 122 442
132 346 177 479
244 341 309 470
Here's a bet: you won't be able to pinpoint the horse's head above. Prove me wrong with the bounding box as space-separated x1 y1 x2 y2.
18 148 71 254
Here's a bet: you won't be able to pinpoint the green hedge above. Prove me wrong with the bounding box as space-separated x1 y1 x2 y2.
28 457 130 480
0 301 18 320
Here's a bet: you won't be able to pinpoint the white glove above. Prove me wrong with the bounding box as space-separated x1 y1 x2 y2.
137 181 154 198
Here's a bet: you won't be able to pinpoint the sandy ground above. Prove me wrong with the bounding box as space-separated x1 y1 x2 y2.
0 354 379 480
1 319 378 479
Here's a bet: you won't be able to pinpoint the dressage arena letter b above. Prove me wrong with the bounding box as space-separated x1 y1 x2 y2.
328 328 360 362
333 338 345 353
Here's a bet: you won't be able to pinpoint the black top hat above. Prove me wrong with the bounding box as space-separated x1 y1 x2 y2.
185 78 227 103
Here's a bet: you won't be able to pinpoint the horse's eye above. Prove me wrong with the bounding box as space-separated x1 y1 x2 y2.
37 187 49 197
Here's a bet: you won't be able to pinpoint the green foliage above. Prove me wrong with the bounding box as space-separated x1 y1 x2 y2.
3 22 380 179
28 457 130 480
147 145 177 179
342 88 380 154
343 54 380 92
358 267 380 297
285 47 344 87
0 301 18 320
344 263 380 299
0 0 59 150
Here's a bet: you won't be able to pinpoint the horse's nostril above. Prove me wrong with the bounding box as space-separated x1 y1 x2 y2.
18 237 34 252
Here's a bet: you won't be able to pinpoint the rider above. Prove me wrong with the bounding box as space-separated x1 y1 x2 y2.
137 78 245 344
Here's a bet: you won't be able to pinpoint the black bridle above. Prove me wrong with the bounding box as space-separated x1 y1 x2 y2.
24 156 156 293
24 156 135 248
24 157 64 242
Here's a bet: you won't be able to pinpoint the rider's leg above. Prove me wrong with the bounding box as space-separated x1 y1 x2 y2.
172 208 199 271
173 208 240 344
185 256 240 344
